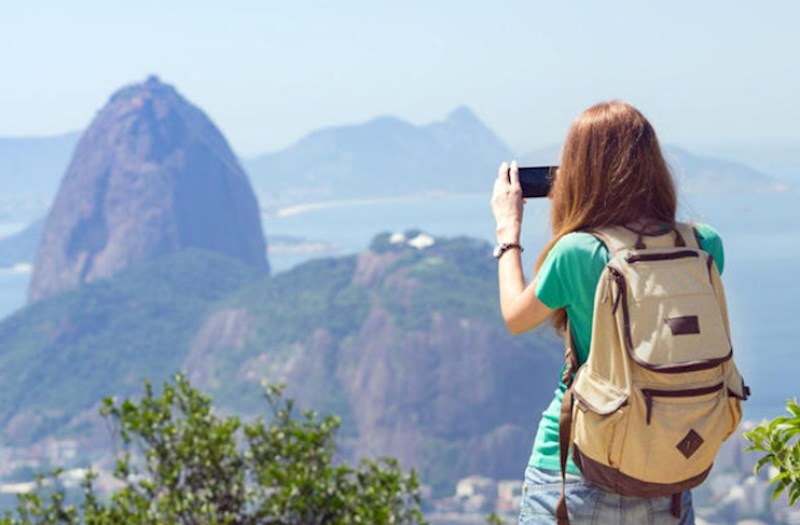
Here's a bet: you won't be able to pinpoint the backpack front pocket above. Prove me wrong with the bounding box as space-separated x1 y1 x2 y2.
619 382 732 485
610 254 733 372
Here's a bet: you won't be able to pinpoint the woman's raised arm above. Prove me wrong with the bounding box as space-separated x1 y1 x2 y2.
491 161 553 334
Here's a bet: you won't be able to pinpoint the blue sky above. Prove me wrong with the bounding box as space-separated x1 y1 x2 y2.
2 1 799 163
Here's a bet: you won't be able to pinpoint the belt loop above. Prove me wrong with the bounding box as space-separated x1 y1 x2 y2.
671 492 682 519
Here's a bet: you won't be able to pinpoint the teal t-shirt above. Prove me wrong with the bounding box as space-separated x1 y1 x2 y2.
529 224 725 474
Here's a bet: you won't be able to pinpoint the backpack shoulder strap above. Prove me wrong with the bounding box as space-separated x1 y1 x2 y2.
590 222 701 255
586 226 638 257
556 386 574 525
676 222 702 250
556 321 582 525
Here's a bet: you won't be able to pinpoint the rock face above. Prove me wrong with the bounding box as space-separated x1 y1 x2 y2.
184 235 564 493
29 76 268 302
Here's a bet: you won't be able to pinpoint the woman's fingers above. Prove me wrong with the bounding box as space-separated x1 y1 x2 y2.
509 160 520 190
493 160 523 203
497 161 509 182
492 161 509 203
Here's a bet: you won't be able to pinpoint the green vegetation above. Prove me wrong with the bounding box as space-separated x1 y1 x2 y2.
0 236 508 444
205 255 370 419
744 398 800 506
375 235 498 331
227 256 368 348
403 237 498 323
0 234 561 502
1 375 427 524
0 249 259 443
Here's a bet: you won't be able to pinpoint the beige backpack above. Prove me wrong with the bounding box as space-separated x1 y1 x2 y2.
555 223 749 524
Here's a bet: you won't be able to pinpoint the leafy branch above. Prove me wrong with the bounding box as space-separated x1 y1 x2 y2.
2 374 427 524
744 398 800 506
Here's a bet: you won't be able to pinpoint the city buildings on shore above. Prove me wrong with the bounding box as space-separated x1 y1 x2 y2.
0 421 797 524
427 422 799 525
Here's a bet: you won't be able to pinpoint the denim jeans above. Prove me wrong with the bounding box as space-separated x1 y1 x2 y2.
518 465 695 524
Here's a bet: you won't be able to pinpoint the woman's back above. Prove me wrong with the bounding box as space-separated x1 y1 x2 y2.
529 224 725 476
488 100 734 523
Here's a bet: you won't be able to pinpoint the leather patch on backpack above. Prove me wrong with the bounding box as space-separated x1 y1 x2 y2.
665 316 700 336
676 429 704 459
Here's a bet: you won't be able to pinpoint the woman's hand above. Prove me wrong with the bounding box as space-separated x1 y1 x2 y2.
491 160 524 243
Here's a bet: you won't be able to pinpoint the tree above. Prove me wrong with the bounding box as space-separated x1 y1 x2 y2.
1 375 427 524
744 398 800 506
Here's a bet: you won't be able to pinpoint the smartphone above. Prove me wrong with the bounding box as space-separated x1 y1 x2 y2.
518 166 557 198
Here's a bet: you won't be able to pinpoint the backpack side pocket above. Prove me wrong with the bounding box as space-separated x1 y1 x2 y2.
571 368 629 470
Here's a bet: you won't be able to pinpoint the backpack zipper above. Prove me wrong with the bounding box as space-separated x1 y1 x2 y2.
625 250 699 264
642 382 724 425
608 266 630 334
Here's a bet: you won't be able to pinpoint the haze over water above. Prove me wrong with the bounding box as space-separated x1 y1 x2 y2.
1 187 795 421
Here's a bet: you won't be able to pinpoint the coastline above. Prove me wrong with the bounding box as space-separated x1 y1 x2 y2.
266 192 485 218
0 222 31 239
0 263 32 275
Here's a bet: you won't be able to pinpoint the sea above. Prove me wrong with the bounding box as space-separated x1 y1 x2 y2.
0 190 797 421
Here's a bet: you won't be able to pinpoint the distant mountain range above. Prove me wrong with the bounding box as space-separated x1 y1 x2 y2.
521 144 787 195
0 109 788 272
0 107 788 215
243 106 514 205
0 109 788 271
664 146 788 194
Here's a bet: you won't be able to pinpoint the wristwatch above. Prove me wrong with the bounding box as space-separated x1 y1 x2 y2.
493 242 523 259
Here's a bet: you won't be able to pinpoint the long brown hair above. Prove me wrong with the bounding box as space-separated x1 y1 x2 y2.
538 100 677 333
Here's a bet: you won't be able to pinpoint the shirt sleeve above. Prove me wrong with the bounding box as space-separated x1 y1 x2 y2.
693 223 725 275
535 233 608 310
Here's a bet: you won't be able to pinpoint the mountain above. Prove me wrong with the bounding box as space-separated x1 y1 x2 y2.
520 144 787 194
664 146 788 194
0 132 81 198
0 235 562 495
679 141 800 186
189 232 563 492
28 76 268 302
244 106 514 205
247 110 786 208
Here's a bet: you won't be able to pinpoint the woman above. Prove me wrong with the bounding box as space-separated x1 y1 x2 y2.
491 101 722 524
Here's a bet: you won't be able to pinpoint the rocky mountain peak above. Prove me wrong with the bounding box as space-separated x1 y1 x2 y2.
444 105 482 127
28 77 268 302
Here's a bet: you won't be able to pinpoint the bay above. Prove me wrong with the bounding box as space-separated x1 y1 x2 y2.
0 190 797 420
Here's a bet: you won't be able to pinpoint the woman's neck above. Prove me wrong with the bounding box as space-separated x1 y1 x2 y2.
623 217 672 235
625 217 659 229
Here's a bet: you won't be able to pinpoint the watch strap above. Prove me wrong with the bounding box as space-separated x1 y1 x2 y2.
494 243 523 259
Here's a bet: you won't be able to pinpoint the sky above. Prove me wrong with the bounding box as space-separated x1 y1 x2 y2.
2 1 799 167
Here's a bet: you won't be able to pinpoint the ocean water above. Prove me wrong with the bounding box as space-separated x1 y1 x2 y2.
263 193 518 264
1 190 797 419
681 191 800 419
0 270 29 319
